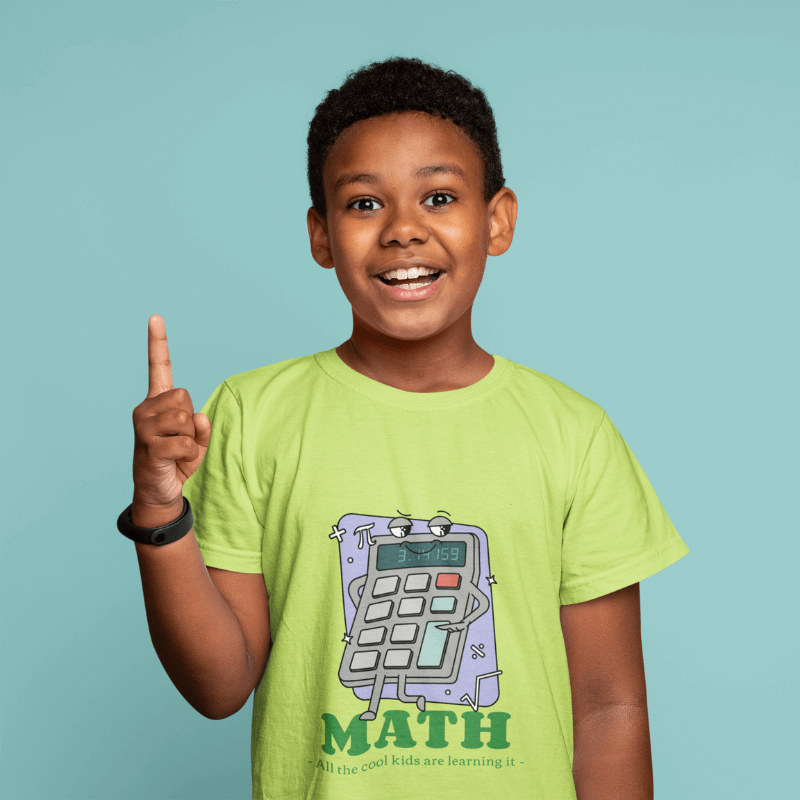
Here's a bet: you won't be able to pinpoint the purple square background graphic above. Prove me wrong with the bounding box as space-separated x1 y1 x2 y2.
333 513 501 708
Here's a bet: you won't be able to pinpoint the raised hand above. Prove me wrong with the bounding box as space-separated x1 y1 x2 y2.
130 315 211 526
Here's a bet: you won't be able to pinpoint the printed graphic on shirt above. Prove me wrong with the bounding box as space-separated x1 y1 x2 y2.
329 512 500 721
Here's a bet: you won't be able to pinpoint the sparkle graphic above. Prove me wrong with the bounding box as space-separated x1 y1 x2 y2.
342 633 352 645
487 574 497 585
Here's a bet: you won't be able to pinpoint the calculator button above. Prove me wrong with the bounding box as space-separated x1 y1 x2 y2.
417 621 450 668
373 576 400 597
350 650 379 671
397 597 425 617
365 600 393 622
358 627 386 646
404 573 431 592
431 596 456 613
390 623 419 643
384 649 413 669
436 573 461 589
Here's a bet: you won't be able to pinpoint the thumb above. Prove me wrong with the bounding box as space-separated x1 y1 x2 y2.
194 413 212 449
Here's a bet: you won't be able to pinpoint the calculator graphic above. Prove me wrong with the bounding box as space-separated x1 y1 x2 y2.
331 513 500 721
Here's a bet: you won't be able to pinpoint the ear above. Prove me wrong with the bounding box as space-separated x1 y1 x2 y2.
307 206 334 269
486 187 518 257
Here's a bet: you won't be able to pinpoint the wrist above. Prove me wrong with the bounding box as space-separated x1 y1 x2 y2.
130 497 185 528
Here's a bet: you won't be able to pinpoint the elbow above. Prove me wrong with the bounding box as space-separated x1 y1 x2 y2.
185 687 250 721
197 702 243 721
197 693 250 720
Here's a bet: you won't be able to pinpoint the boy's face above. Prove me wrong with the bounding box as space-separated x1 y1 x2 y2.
307 111 516 344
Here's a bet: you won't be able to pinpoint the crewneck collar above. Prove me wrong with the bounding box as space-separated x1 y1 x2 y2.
314 347 514 412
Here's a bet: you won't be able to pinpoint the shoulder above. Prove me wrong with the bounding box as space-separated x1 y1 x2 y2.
220 353 322 405
500 358 606 436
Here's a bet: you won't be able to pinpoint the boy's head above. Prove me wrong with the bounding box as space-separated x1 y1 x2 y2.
306 57 517 346
307 57 505 217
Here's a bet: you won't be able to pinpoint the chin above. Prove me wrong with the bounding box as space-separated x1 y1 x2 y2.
379 322 446 342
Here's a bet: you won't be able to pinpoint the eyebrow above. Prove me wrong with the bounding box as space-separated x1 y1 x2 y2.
333 162 468 192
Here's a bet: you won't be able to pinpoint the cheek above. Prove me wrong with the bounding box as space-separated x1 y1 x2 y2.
331 220 375 262
437 212 486 256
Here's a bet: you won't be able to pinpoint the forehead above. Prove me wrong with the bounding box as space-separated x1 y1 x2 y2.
323 111 483 191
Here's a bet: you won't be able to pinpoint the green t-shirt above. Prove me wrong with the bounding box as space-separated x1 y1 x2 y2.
182 348 689 800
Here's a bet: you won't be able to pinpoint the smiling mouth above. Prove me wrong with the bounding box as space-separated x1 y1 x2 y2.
403 543 438 554
377 269 442 289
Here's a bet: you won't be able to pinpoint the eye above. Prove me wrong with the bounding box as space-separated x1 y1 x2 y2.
349 198 383 212
424 193 455 207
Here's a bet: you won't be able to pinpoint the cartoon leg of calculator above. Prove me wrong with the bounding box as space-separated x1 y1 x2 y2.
332 513 498 721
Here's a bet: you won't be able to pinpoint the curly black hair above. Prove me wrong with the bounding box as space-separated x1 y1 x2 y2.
307 56 505 216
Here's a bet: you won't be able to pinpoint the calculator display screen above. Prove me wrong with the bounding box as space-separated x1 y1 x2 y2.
376 540 466 569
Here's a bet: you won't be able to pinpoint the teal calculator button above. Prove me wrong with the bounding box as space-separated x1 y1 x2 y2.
430 596 456 613
417 620 450 668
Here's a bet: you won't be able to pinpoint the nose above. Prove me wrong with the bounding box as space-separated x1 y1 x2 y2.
379 201 429 247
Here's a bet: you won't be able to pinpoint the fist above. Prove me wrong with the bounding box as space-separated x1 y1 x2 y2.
131 315 211 519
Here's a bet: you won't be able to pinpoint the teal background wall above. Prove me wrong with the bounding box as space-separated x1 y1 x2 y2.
2 2 797 798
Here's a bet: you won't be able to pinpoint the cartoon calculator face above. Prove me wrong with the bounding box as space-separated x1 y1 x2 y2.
332 513 500 720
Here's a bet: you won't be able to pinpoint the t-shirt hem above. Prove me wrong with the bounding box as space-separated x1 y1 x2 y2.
196 539 263 573
559 535 689 605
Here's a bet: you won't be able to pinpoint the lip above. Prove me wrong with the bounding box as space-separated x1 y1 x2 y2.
373 270 445 301
372 259 447 302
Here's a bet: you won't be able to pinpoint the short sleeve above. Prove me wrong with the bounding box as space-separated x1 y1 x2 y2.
181 381 264 573
559 413 689 604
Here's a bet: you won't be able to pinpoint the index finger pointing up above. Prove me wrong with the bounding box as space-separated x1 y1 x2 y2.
147 314 173 398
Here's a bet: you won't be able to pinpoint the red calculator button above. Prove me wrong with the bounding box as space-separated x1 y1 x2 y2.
436 573 461 589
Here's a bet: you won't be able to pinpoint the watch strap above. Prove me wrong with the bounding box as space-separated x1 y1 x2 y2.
117 498 194 546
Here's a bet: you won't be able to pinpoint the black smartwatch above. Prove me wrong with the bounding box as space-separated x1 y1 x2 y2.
117 498 194 546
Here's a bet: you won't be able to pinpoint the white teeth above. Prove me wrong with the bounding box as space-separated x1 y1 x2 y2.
396 279 433 289
377 267 442 280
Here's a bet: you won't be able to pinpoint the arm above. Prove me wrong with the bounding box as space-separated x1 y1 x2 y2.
436 582 490 632
129 315 269 720
348 574 368 609
560 582 653 800
133 505 270 720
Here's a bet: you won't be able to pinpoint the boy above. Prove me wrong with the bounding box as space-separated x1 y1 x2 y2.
121 57 688 800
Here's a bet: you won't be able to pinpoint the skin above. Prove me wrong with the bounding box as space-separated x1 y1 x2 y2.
130 111 654 796
131 317 270 720
562 583 654 799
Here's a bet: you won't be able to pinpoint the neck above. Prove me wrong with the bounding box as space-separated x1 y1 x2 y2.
336 309 494 393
